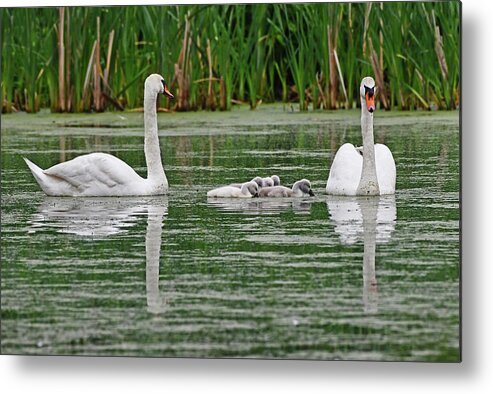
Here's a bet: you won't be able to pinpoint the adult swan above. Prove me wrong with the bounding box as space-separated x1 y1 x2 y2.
24 74 174 196
326 77 396 196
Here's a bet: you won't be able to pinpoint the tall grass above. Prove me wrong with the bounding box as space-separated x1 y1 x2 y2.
1 2 460 113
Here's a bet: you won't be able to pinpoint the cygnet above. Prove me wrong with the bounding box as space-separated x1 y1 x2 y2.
258 179 314 198
208 181 259 198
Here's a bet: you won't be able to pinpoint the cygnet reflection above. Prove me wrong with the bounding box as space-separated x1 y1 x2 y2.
29 196 170 314
207 196 314 215
327 195 396 313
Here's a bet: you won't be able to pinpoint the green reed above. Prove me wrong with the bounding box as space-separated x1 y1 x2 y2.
1 2 460 113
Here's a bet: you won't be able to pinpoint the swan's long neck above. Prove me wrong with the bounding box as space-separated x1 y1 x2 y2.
144 91 166 182
357 101 380 195
146 204 167 313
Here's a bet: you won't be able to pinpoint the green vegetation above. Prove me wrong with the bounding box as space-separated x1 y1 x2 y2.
1 2 460 113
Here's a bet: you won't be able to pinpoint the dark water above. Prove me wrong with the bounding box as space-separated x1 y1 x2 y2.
1 106 460 361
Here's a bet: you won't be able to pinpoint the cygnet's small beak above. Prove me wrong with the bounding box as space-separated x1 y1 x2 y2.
253 192 259 198
309 189 315 196
163 85 174 99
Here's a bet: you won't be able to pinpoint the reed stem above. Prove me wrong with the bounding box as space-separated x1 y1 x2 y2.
2 3 460 113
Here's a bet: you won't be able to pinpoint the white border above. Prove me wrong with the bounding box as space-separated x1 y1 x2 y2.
2 0 492 393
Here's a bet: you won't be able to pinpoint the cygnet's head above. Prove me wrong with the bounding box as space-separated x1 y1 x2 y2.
251 176 264 188
360 76 376 114
271 175 281 186
242 181 259 197
262 177 274 187
293 179 315 196
145 73 174 99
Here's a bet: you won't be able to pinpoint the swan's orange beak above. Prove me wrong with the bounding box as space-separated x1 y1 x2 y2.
365 92 375 113
163 85 174 99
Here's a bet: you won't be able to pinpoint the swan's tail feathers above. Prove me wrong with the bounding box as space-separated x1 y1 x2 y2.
24 157 43 178
24 157 50 195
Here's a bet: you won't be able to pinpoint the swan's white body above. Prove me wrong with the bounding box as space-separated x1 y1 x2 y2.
326 77 396 196
326 143 395 195
24 74 174 197
207 181 259 198
24 153 166 197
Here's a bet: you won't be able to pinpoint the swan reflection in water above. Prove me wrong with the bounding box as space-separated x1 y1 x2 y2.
327 196 396 313
207 197 314 215
29 196 169 314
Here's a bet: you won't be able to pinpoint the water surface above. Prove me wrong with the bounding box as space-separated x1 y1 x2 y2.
1 106 460 361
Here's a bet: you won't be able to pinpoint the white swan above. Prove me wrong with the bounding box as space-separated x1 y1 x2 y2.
24 74 174 196
326 76 396 196
207 181 259 198
259 179 314 198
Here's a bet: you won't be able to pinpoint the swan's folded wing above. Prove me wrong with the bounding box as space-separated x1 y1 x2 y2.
375 144 396 194
43 152 142 191
326 143 362 195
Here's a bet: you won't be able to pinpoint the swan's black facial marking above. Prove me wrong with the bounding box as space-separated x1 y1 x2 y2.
364 84 376 113
160 79 174 99
364 85 375 98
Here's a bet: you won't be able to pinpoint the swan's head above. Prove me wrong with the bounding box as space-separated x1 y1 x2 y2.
293 179 315 196
271 175 281 186
145 73 174 99
251 176 264 188
262 177 274 187
360 76 376 113
242 181 259 197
